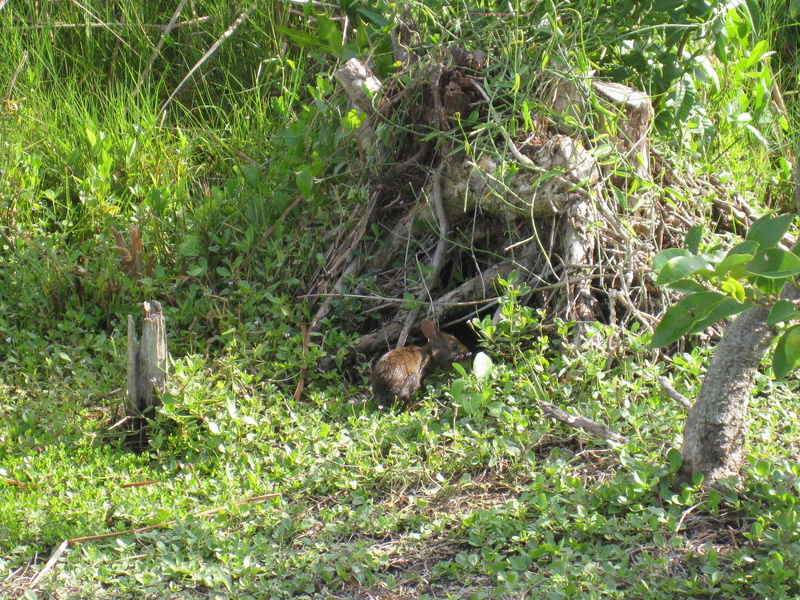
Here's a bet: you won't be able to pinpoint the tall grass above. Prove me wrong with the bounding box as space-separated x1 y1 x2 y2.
0 2 323 375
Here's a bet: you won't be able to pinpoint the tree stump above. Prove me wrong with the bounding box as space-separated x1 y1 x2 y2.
126 300 168 421
546 72 653 183
317 49 658 367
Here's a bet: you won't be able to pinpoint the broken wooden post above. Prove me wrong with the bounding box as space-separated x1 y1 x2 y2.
127 300 168 420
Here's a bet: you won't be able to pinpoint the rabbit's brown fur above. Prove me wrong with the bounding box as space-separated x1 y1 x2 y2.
371 319 470 405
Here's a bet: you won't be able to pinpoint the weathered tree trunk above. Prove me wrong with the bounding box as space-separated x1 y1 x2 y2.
675 305 774 487
547 73 653 182
676 277 800 488
127 300 168 420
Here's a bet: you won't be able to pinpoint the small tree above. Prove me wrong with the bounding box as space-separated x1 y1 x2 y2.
651 214 800 487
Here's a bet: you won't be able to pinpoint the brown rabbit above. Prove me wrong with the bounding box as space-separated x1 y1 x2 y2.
371 319 470 405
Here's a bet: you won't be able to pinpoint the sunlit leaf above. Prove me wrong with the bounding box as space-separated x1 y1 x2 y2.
653 248 690 272
767 300 800 326
650 292 726 348
687 298 752 336
714 241 759 276
667 279 708 294
667 448 683 471
773 325 800 379
720 278 746 302
684 225 704 255
745 214 795 248
655 254 713 287
744 248 800 279
473 352 494 379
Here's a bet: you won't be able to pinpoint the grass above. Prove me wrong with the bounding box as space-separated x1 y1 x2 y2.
2 346 799 598
2 1 800 598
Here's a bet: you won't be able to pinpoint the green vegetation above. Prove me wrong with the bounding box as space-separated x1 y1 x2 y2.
1 1 799 598
651 214 800 377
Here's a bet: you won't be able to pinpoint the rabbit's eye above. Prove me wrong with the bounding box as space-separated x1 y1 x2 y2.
451 343 458 350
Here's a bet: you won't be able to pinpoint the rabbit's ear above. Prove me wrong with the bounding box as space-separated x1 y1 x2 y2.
420 319 438 340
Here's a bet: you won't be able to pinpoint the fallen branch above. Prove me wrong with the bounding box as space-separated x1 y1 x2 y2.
28 493 280 589
398 165 450 348
160 4 257 123
12 17 210 30
133 0 190 100
539 400 627 444
659 375 693 411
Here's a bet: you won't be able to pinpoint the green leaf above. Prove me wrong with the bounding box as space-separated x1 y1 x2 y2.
744 248 800 279
472 352 494 379
655 254 714 287
461 394 482 415
296 165 314 196
357 8 388 26
720 278 746 302
773 325 800 379
687 298 752 335
450 378 466 401
315 14 343 57
276 26 325 51
715 241 759 276
713 32 728 63
650 292 726 348
743 39 771 70
754 459 771 477
674 75 696 126
668 279 709 294
745 214 795 248
767 300 800 326
684 225 704 255
667 448 683 471
749 275 784 297
653 248 690 272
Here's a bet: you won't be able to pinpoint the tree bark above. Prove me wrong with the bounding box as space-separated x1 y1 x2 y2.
127 300 168 420
675 305 774 487
676 284 800 488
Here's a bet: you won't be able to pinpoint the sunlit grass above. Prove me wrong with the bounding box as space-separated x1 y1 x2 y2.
1 0 799 598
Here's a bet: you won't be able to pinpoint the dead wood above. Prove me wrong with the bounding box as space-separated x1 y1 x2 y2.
317 42 749 374
539 400 627 444
659 376 693 411
126 301 168 419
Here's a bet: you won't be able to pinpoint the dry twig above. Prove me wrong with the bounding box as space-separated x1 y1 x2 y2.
539 400 627 444
28 493 280 589
659 376 693 411
160 4 257 123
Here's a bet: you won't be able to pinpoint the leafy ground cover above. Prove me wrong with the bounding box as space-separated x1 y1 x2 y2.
2 1 800 598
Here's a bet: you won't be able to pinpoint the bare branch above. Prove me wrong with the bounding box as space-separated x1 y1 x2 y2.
160 4 257 122
539 400 627 444
659 376 693 411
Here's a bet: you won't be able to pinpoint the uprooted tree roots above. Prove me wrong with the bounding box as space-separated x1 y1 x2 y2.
306 45 755 369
